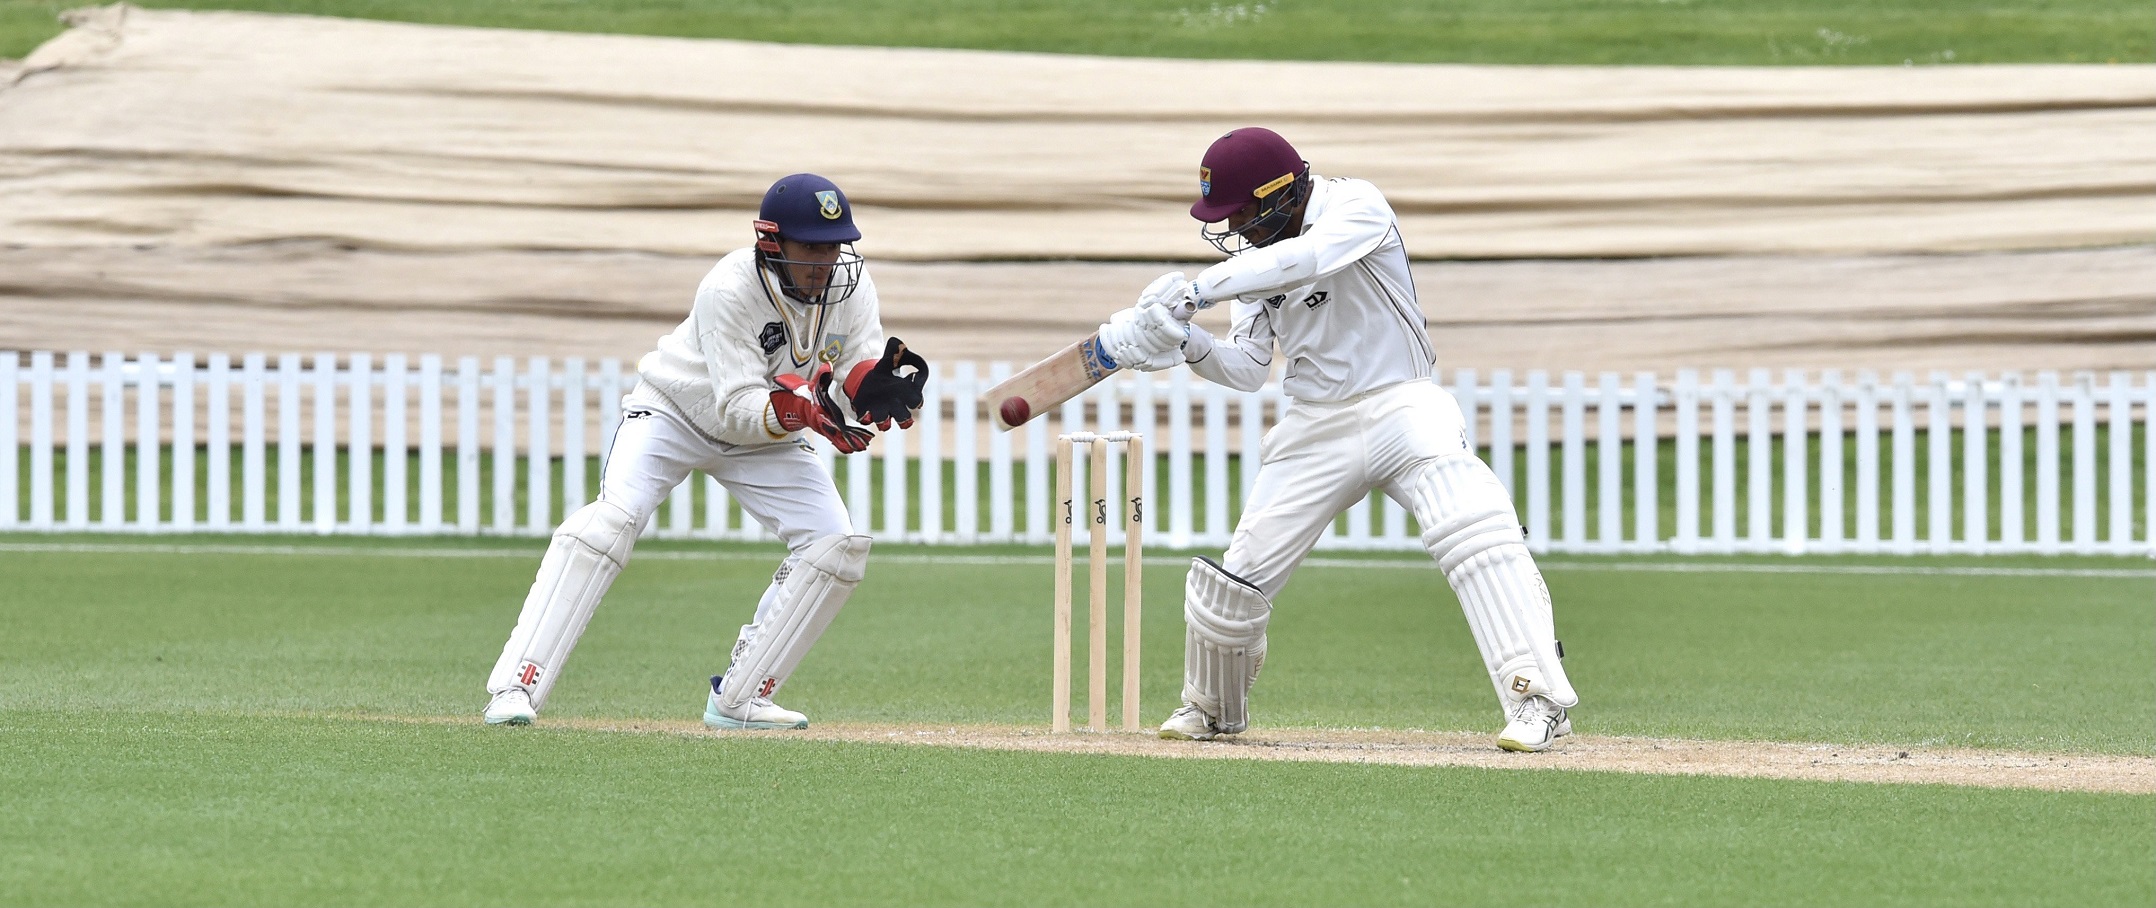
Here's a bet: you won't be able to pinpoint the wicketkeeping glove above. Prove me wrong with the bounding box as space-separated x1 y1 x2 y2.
771 364 874 453
844 337 930 430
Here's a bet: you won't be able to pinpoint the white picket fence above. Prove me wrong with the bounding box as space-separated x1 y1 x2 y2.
2 351 2150 556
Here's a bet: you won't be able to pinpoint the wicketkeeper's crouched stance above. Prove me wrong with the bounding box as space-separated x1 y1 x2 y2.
1095 129 1579 751
482 173 928 730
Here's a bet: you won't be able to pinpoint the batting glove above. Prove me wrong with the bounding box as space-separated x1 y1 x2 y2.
1138 271 1205 322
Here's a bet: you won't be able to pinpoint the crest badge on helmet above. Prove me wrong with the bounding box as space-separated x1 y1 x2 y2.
816 190 843 220
1199 165 1212 198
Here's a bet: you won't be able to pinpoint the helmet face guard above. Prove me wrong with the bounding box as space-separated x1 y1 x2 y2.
755 220 863 306
1198 167 1310 256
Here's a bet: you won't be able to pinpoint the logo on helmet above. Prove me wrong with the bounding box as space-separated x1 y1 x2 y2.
816 190 843 220
1198 166 1212 198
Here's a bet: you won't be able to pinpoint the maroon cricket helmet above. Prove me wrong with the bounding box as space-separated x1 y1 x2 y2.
1190 127 1307 222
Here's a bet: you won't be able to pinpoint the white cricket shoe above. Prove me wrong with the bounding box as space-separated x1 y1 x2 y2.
1498 695 1572 752
1158 703 1227 741
483 689 536 726
702 675 809 730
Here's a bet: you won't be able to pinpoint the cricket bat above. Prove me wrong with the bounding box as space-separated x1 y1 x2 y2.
984 332 1119 431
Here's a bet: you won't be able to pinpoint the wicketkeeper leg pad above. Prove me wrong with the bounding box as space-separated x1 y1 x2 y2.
716 534 872 711
1181 556 1272 734
1411 455 1578 710
488 499 641 710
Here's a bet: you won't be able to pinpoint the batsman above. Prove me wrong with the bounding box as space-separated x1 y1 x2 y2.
482 173 928 730
1094 128 1580 751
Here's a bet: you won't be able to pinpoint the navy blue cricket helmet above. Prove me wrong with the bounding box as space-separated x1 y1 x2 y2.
753 173 864 306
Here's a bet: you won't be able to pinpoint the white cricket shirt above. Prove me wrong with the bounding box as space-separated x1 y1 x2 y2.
635 248 888 447
1183 175 1434 402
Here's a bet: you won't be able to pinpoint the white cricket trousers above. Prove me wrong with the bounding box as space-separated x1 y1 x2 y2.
1221 378 1469 597
598 392 852 546
482 391 852 700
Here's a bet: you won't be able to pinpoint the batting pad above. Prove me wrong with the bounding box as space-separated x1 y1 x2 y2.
1182 556 1271 734
1411 455 1578 710
488 499 641 710
716 534 872 711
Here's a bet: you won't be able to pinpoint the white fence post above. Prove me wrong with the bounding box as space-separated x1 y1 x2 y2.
456 356 480 534
922 372 945 542
101 351 124 529
350 353 373 534
2108 372 2132 553
1168 370 1193 550
1745 369 1771 552
205 354 229 530
527 357 551 534
562 358 586 520
1595 372 1619 551
1672 369 1698 553
1963 372 1987 553
953 361 978 544
1819 370 1843 553
0 354 17 529
383 354 408 533
1853 372 1878 549
2070 372 2097 554
1889 372 1916 554
1633 372 1658 552
1783 369 1807 554
1998 373 2023 550
277 353 302 531
988 362 1015 540
242 353 267 531
135 353 161 530
1490 369 1515 505
1525 371 1550 554
1926 374 1951 555
312 353 337 535
1561 371 1585 551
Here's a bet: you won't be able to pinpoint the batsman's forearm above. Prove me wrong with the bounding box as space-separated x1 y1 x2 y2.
1182 327 1269 392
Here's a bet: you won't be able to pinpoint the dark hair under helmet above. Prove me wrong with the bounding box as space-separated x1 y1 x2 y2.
1191 127 1310 255
754 173 864 305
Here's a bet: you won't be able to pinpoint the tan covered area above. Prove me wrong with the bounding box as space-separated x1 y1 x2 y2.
2 5 2152 373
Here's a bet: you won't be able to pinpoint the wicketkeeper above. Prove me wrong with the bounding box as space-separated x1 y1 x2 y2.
482 173 929 730
1094 128 1580 751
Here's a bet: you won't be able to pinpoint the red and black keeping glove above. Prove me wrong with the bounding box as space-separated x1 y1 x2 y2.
771 363 874 454
843 337 930 430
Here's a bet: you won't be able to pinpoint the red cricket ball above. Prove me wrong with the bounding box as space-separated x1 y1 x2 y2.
998 396 1030 427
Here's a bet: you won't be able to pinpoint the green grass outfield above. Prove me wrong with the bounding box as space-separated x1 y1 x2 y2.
2 535 2150 905
4 0 2151 64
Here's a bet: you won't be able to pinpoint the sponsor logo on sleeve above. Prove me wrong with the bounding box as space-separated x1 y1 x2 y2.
1263 294 1287 309
1301 291 1330 309
759 321 787 355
